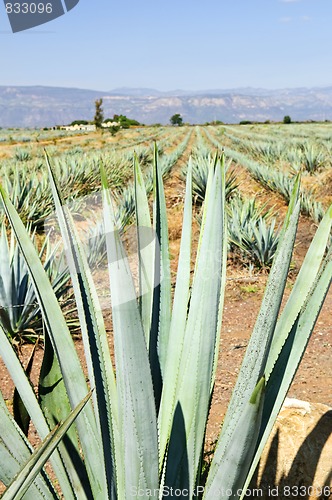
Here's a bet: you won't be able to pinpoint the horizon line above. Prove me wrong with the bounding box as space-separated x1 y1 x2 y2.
1 83 332 94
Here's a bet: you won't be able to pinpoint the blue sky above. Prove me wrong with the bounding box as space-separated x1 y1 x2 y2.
0 0 331 91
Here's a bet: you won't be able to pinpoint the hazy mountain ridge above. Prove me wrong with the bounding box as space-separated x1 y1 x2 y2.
1 85 332 127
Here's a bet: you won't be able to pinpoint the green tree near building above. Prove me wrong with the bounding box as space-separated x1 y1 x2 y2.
70 120 89 126
170 113 183 126
94 98 104 128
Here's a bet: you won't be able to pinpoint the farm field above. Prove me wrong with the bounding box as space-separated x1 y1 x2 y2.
0 122 331 495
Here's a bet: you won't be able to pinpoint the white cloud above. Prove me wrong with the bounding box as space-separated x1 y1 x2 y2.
280 0 301 3
279 16 292 23
301 15 311 22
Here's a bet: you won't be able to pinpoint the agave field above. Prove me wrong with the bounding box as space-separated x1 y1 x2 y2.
0 123 331 498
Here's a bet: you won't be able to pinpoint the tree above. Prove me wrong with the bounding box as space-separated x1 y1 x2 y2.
170 113 183 126
94 98 104 128
283 115 292 124
117 115 141 128
70 120 89 126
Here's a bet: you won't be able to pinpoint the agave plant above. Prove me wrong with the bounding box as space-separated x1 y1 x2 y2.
207 133 325 225
13 148 32 162
0 223 71 343
300 143 327 174
228 197 280 267
0 148 331 499
1 171 56 229
285 147 303 173
300 190 325 224
186 153 238 205
246 141 284 164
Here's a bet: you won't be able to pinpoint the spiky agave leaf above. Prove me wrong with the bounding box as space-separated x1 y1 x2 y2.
0 322 75 498
45 152 118 498
102 164 159 498
163 154 227 496
0 387 58 499
3 392 91 500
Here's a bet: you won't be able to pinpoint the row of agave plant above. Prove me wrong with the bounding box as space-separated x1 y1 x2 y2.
0 151 131 228
0 147 331 498
0 128 83 145
0 127 188 229
223 129 330 174
205 128 326 224
223 122 332 147
4 125 169 155
190 131 281 267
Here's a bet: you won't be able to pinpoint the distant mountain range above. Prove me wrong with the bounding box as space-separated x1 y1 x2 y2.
1 85 332 127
